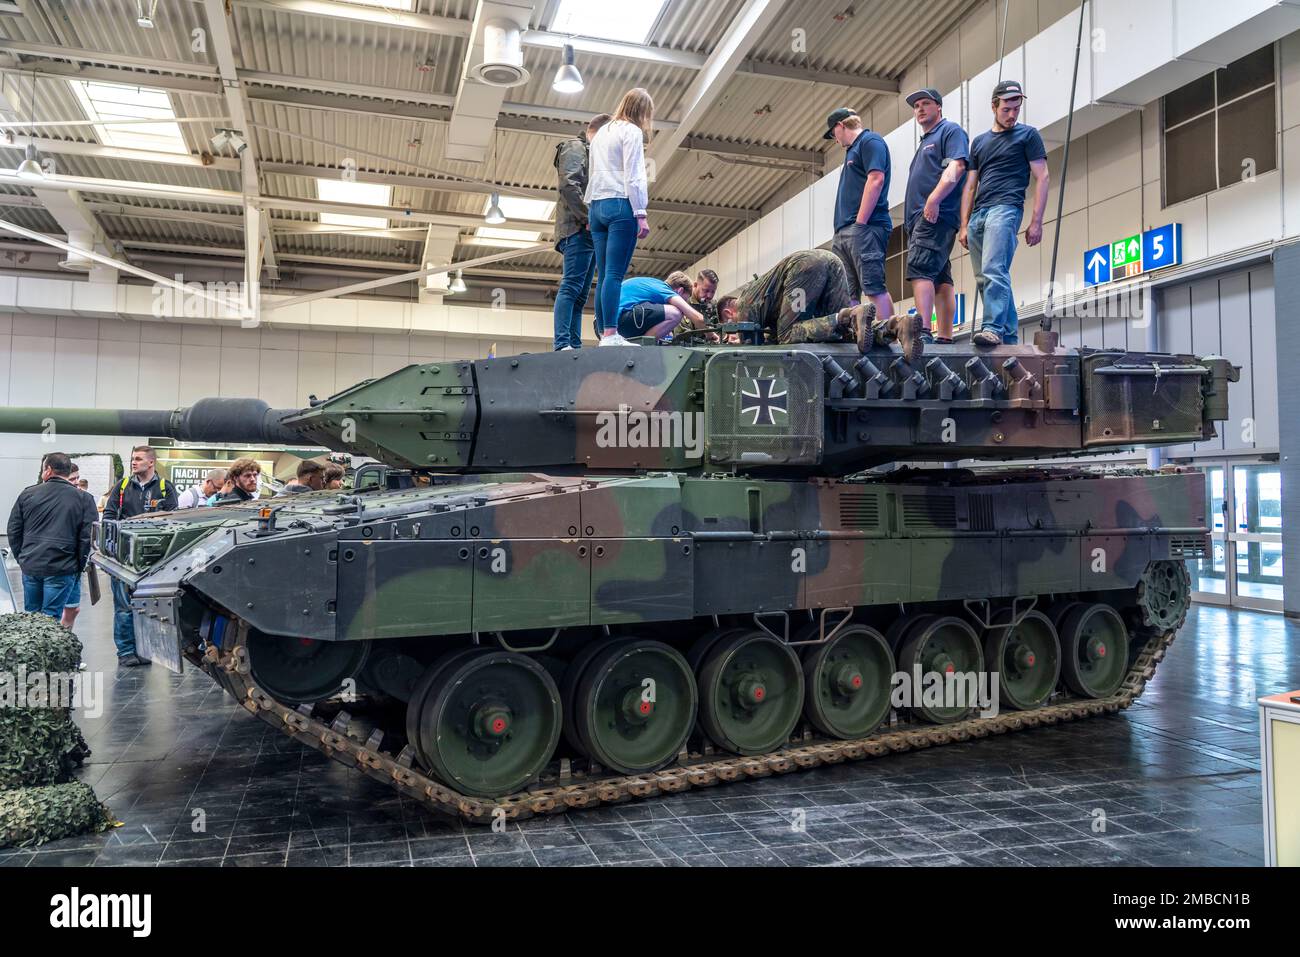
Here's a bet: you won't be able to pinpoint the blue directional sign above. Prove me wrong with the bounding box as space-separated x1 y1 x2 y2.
1084 223 1181 287
1142 222 1182 272
1083 244 1111 287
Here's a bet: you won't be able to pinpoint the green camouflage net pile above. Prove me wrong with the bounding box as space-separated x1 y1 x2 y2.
0 782 112 848
0 613 109 848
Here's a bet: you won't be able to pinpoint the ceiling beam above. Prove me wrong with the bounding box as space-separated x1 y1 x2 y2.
679 135 820 167
0 59 223 97
648 0 788 180
0 41 220 78
203 0 277 285
735 60 899 94
233 0 471 37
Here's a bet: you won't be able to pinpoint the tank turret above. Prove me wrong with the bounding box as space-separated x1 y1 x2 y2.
0 341 1239 474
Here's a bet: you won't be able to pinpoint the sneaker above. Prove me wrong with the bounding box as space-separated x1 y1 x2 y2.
972 328 1002 347
559 345 574 351
118 654 149 667
598 332 638 347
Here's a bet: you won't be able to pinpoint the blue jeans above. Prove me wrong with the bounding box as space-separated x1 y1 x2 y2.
968 203 1022 344
22 573 76 619
111 576 136 657
553 231 598 348
589 198 638 336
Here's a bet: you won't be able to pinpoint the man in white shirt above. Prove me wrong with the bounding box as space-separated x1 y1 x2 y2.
177 468 227 509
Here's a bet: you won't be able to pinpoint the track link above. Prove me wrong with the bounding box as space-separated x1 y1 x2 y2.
190 615 1177 825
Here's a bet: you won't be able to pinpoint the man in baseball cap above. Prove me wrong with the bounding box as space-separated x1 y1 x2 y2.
826 107 903 357
902 87 968 345
958 80 1049 346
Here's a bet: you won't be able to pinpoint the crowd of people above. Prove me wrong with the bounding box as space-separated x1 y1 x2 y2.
552 80 1049 353
4 447 343 666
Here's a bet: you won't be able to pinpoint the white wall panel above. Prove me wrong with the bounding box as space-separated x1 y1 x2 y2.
137 342 181 409
1219 272 1254 454
218 346 260 399
53 337 98 408
1249 266 1280 451
1189 278 1223 453
781 190 811 257
256 349 299 409
296 351 335 406
178 344 221 405
94 339 140 410
9 336 55 406
758 207 783 275
1206 172 1283 255
1091 0 1176 99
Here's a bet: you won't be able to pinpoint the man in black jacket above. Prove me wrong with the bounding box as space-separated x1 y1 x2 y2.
7 451 98 620
101 444 177 665
553 113 612 350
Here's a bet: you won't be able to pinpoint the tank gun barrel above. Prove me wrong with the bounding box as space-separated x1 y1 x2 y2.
0 397 304 446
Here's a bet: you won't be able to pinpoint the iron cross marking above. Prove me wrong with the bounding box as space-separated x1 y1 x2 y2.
740 376 789 426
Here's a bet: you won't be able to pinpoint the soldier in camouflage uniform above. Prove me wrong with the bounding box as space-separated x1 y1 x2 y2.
731 249 856 344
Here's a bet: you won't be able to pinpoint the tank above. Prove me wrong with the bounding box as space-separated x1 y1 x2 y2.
0 335 1238 821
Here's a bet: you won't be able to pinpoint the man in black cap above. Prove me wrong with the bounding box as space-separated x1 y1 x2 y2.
958 80 1050 346
903 88 968 345
825 107 909 357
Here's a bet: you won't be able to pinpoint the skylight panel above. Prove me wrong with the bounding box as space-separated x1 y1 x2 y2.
69 79 187 154
316 178 393 230
550 0 666 44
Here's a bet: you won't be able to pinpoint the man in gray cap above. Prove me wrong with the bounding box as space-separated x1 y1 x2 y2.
903 87 968 345
958 80 1050 346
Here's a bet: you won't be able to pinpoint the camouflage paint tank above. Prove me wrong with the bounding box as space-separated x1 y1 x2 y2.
0 335 1238 820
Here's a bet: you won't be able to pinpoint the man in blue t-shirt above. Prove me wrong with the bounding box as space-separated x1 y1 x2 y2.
613 271 707 341
958 80 1050 346
826 108 895 334
903 88 969 345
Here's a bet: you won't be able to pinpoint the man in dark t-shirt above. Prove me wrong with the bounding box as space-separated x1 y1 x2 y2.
958 80 1050 346
826 107 894 335
903 87 969 346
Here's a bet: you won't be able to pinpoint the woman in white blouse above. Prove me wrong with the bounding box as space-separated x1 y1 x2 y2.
584 87 654 338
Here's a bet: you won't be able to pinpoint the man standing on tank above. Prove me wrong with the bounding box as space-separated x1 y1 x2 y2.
553 113 612 349
826 108 896 333
903 88 968 345
958 80 1049 346
102 444 177 666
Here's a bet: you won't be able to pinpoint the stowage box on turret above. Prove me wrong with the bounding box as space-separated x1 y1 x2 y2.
0 337 1238 820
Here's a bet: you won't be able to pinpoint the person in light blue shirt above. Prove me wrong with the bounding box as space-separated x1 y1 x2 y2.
613 271 707 341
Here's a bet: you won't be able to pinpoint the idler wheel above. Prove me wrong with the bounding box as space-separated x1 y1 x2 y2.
801 624 894 739
570 639 697 774
246 629 371 705
982 609 1061 711
697 630 803 755
1058 602 1129 698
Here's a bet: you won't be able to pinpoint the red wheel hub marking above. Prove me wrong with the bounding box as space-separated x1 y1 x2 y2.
298 638 314 647
944 664 955 674
851 675 863 688
639 701 652 715
1097 645 1106 657
753 687 765 701
1025 653 1036 667
492 717 507 733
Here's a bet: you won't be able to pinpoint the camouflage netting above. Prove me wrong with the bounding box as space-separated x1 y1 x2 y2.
0 782 113 849
0 613 91 790
0 614 108 849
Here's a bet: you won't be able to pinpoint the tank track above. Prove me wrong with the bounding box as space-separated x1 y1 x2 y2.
187 612 1178 825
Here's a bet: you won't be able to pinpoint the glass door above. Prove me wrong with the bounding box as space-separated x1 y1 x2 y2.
1188 464 1229 604
1187 461 1284 611
1229 463 1283 611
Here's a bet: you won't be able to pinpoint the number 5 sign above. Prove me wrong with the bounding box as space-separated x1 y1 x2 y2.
1141 223 1182 273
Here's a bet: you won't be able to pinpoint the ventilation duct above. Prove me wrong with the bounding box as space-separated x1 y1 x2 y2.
468 19 529 87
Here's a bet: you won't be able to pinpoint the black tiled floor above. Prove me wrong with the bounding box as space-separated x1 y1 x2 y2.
5 599 1293 868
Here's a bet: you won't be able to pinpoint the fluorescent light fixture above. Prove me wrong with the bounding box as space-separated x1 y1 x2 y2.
450 270 467 293
69 79 187 154
484 191 507 225
552 44 584 94
337 0 415 8
484 195 555 222
472 226 543 248
316 177 392 230
550 0 665 44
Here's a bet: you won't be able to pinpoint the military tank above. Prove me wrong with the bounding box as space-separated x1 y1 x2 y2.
0 332 1237 822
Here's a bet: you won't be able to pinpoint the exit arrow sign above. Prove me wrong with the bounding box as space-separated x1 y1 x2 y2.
1084 224 1181 287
